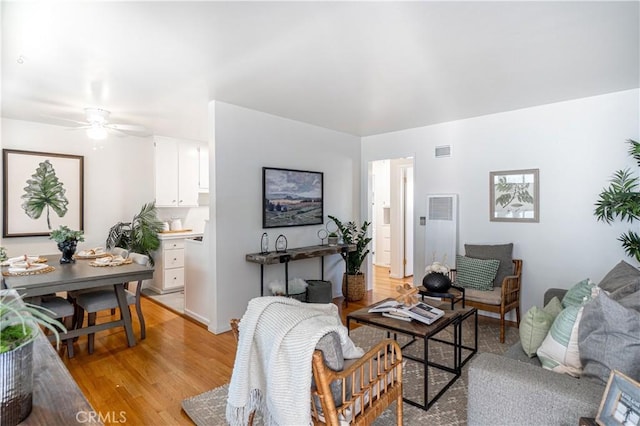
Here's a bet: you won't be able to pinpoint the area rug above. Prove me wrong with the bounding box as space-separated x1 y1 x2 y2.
182 318 519 425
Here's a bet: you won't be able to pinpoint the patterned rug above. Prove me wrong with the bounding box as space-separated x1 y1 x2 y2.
182 317 519 425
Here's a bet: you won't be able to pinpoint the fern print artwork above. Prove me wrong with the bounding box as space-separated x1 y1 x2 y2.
490 169 539 222
21 160 69 230
3 149 83 237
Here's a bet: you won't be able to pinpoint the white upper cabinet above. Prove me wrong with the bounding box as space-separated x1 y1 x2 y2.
155 136 200 207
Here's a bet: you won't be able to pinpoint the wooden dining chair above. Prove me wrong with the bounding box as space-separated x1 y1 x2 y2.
75 253 148 354
27 294 76 357
229 318 403 425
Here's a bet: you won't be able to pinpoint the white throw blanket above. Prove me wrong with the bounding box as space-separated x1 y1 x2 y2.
226 297 363 426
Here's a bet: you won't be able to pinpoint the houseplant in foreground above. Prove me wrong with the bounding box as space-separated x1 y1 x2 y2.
595 139 640 262
49 225 85 263
327 215 372 301
1 290 66 425
106 202 164 265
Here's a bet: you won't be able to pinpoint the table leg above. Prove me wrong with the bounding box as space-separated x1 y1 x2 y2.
114 283 136 347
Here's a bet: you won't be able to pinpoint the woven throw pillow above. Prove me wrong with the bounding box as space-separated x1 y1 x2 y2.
519 297 563 357
578 291 640 385
536 305 584 377
561 278 595 308
464 243 513 287
455 255 500 291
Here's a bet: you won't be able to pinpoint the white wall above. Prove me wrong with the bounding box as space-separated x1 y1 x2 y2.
208 101 361 333
361 89 640 315
0 118 155 255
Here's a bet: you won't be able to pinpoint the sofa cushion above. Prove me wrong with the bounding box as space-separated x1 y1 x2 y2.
455 255 500 291
312 332 346 411
561 278 595 308
519 297 563 357
464 287 501 305
464 243 513 287
536 304 584 377
578 291 640 385
598 260 640 293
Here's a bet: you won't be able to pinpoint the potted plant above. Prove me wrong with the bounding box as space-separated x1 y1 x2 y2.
595 139 640 261
328 215 372 301
106 202 164 265
327 232 339 246
49 225 85 264
1 290 65 425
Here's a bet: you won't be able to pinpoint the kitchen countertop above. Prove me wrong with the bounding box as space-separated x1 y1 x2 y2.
157 230 203 240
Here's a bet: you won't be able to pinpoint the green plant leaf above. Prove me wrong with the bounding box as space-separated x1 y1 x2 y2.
20 160 69 229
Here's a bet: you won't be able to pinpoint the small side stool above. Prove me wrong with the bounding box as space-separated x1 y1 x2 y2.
418 284 465 310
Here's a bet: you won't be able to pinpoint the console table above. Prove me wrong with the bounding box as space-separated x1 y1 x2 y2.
246 243 355 304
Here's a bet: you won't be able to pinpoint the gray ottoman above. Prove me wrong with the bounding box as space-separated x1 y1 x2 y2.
306 280 333 303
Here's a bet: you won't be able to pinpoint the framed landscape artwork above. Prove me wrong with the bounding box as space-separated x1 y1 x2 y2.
262 167 323 228
3 149 84 237
490 168 539 223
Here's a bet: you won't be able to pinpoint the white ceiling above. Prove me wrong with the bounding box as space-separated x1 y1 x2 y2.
2 1 638 141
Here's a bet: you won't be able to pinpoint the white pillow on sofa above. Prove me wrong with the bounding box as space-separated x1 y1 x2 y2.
536 304 584 377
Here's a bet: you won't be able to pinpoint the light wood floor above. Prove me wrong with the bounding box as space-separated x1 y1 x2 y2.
61 266 408 425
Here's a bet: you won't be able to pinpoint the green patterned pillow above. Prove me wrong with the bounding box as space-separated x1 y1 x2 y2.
455 255 500 291
561 278 596 308
536 305 584 377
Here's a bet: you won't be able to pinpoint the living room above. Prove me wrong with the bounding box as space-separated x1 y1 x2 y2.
1 1 639 425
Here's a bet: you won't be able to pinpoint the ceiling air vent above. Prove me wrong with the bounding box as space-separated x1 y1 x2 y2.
435 145 451 158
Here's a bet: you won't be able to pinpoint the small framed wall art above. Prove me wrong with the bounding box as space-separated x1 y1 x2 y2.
3 149 84 237
596 370 640 426
489 168 539 223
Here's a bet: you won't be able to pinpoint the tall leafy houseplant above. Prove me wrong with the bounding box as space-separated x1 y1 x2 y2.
328 215 372 301
106 202 164 265
595 139 640 261
1 290 66 425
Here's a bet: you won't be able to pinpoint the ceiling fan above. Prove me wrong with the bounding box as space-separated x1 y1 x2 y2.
56 108 150 140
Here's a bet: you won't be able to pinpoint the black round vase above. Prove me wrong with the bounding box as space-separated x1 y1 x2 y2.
422 272 452 293
57 240 77 264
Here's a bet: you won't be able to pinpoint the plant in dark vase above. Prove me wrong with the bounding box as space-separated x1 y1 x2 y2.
328 215 372 302
595 139 640 262
1 290 65 426
49 225 85 264
423 257 452 293
106 202 164 265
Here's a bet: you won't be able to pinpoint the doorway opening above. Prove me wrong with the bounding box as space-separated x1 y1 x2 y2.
369 158 415 293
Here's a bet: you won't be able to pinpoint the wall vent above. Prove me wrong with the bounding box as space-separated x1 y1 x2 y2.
435 145 452 158
425 194 458 267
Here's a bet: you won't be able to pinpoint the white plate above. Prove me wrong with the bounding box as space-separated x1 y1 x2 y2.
8 263 48 273
7 255 41 264
77 248 106 257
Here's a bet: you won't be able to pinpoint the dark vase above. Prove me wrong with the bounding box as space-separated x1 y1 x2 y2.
422 272 452 293
57 240 77 264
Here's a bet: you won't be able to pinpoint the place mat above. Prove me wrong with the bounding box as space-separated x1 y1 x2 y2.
89 257 133 267
2 265 55 276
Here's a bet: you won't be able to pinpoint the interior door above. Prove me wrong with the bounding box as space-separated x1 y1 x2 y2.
404 166 414 277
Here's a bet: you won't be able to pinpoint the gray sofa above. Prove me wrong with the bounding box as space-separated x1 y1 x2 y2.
467 288 604 426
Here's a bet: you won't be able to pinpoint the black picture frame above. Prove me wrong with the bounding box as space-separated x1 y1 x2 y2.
3 149 84 237
262 167 323 228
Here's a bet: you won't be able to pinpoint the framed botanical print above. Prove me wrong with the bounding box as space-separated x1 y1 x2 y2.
3 149 84 237
490 168 539 223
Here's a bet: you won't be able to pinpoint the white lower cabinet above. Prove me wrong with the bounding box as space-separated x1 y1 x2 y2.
149 238 186 294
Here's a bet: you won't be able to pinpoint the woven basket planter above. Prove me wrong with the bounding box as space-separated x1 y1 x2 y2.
342 273 365 302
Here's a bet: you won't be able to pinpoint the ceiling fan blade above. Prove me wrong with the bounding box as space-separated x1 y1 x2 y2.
107 126 151 138
107 123 147 132
40 114 89 127
64 126 91 130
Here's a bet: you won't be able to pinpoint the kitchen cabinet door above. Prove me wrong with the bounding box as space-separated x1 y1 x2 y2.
154 136 199 207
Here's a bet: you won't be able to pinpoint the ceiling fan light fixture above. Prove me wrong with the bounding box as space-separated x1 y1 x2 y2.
86 122 108 140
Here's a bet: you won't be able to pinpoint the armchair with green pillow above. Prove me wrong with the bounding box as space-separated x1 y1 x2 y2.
467 260 640 426
452 243 522 342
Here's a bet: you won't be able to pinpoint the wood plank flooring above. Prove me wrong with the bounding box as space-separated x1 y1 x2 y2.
60 267 408 425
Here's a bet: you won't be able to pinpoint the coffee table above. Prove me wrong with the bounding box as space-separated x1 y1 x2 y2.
347 298 477 411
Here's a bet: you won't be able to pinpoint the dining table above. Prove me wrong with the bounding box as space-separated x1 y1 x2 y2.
1 254 154 349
